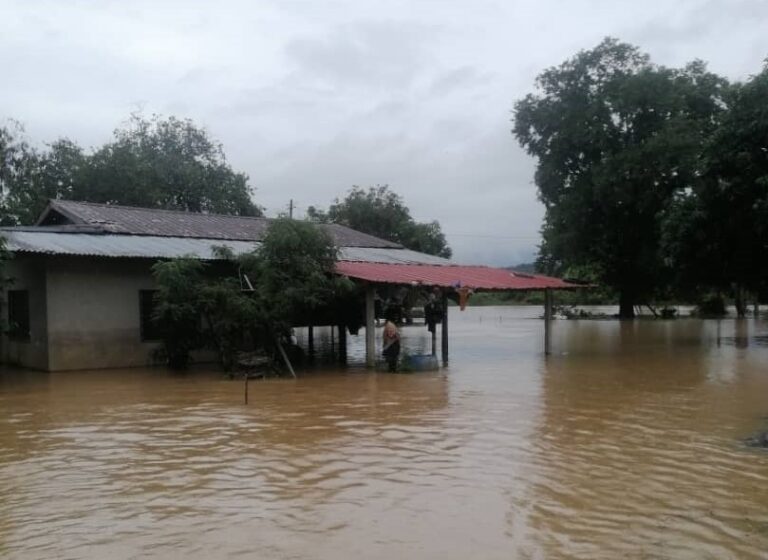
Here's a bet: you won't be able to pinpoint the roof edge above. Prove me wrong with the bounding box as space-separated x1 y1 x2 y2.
35 199 87 226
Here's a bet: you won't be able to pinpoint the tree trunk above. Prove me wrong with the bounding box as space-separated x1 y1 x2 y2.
619 290 636 319
735 285 747 318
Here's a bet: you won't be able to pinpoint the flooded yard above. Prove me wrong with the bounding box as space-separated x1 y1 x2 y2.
2 306 768 559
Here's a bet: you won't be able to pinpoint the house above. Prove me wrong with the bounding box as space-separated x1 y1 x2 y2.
0 200 577 371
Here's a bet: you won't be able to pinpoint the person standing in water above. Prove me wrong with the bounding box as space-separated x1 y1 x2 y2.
382 320 401 372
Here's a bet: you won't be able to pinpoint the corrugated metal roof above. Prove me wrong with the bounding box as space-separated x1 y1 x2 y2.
1 230 446 265
38 200 402 248
335 261 580 290
2 229 578 290
3 231 260 260
338 247 452 265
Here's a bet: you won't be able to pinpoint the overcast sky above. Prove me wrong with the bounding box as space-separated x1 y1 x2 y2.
2 0 767 265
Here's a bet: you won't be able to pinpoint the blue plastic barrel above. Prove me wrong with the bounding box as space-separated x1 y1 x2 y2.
406 354 440 371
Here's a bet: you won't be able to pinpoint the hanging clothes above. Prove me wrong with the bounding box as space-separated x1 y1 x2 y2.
424 294 443 333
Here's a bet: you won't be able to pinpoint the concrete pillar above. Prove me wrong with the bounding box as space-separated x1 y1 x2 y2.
441 293 449 366
544 288 552 355
365 284 376 368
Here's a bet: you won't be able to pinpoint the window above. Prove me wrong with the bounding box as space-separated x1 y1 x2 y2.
7 290 30 342
139 290 161 341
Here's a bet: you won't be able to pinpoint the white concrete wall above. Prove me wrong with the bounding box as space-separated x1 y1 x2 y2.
2 256 49 370
44 256 162 371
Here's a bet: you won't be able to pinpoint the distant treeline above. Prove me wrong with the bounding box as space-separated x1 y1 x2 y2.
0 114 450 257
513 38 768 318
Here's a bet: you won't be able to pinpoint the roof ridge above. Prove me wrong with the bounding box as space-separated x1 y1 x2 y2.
52 199 271 222
43 199 403 249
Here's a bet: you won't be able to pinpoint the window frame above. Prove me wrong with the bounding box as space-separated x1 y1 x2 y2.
7 289 31 342
139 290 162 342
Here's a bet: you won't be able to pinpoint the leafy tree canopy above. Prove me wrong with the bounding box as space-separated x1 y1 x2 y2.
151 218 352 370
660 62 768 313
0 114 261 225
514 37 727 317
307 185 452 258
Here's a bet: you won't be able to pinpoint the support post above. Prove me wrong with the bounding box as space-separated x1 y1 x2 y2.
338 323 347 365
365 284 376 368
307 324 314 359
544 288 552 356
431 329 437 357
441 293 449 366
276 338 297 379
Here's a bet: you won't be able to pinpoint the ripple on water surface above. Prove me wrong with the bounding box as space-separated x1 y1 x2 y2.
2 307 768 559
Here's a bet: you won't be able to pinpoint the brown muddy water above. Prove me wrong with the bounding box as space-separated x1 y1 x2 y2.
2 306 768 559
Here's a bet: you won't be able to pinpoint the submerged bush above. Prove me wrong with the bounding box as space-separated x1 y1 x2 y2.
693 294 727 317
151 258 205 369
151 219 352 371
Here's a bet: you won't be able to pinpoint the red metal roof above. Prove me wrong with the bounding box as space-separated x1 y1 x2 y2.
335 261 580 290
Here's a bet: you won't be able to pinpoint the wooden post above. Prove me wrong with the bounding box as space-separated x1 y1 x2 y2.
307 324 315 359
431 329 437 357
365 284 376 368
276 338 297 378
441 293 449 366
244 375 249 405
544 288 552 356
338 323 347 365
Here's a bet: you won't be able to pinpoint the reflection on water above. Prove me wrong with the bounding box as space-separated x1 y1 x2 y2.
2 307 768 559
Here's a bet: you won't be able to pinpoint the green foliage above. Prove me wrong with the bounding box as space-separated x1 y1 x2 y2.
661 63 768 307
309 185 452 258
151 258 206 369
84 114 259 215
469 286 614 306
691 293 727 317
0 114 260 225
150 219 349 370
252 218 348 334
2 138 87 225
514 38 727 318
198 277 262 371
0 122 41 225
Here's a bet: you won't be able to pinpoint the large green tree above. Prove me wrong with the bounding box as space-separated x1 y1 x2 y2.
0 114 261 225
0 122 41 225
308 185 452 258
514 38 727 317
661 63 768 314
1 138 86 225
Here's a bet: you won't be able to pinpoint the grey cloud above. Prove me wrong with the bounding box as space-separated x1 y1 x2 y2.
284 20 440 89
2 0 768 266
428 66 491 96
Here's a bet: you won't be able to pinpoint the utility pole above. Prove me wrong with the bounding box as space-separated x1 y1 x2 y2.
289 199 294 219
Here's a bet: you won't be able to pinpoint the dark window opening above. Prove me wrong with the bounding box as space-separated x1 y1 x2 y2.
8 290 30 342
139 290 161 342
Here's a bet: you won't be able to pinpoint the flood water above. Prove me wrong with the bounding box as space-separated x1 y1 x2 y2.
2 306 768 559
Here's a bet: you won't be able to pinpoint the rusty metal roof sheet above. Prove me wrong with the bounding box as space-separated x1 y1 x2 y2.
37 199 402 248
335 261 580 290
